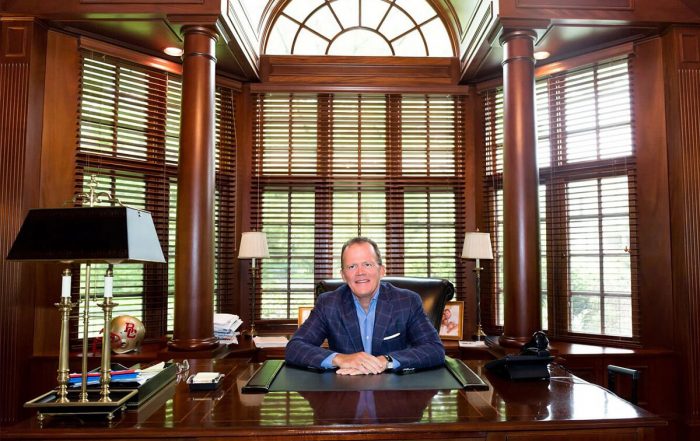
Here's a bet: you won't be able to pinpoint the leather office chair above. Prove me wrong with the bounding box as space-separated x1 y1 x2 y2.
315 277 455 331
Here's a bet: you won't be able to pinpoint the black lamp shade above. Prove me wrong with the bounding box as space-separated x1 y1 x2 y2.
7 207 166 263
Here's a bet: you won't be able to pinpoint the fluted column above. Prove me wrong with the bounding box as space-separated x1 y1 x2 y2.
499 29 541 348
169 26 219 351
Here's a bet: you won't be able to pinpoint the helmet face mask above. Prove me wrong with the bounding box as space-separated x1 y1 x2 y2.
110 315 145 354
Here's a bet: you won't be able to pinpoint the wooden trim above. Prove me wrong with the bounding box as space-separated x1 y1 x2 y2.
260 55 461 86
80 0 204 3
516 0 634 10
476 41 634 92
80 36 183 75
534 41 634 77
79 35 243 91
632 36 673 348
250 83 471 95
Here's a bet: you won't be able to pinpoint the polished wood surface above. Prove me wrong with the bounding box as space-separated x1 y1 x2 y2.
6 358 664 440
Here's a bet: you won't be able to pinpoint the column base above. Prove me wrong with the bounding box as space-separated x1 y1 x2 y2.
167 336 219 352
498 334 530 349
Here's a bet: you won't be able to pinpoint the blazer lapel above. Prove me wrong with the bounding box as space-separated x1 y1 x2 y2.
341 288 363 353
371 283 394 354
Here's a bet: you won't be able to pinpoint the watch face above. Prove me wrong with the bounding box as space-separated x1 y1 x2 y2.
384 355 393 369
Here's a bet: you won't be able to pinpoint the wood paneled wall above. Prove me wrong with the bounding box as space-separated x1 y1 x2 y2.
662 25 700 437
0 17 46 426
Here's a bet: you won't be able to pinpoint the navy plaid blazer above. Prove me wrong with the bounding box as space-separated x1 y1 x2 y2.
285 282 445 370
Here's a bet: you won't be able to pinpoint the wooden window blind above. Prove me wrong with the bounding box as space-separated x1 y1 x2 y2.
74 51 238 339
252 92 466 321
481 57 639 342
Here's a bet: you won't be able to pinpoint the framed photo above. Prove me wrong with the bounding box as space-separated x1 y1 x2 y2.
439 301 464 340
297 306 313 327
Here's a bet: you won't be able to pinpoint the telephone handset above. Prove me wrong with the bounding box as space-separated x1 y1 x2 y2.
485 331 553 380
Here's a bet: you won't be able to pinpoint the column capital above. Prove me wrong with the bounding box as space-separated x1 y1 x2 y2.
181 24 219 41
499 29 537 45
500 29 537 66
181 25 218 64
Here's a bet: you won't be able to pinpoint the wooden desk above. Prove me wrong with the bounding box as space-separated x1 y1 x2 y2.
5 358 664 441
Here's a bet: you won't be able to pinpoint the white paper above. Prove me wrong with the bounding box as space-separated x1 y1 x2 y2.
191 372 221 383
253 336 288 348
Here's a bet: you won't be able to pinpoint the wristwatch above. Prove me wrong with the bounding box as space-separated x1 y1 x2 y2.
384 354 394 370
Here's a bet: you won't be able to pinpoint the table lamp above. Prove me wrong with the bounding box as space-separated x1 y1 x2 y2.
238 231 269 338
461 231 493 341
6 176 165 416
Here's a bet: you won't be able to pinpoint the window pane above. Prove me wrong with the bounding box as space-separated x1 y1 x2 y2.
294 28 329 55
261 189 316 319
267 0 450 56
379 6 413 40
570 294 601 333
394 29 426 57
306 6 342 40
329 29 392 56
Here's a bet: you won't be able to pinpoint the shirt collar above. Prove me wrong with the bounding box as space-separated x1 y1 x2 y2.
351 283 382 308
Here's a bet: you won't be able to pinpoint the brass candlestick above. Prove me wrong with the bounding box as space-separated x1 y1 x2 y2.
55 270 74 404
78 262 93 402
98 266 116 402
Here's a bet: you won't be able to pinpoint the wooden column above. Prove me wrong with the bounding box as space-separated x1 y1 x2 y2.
499 29 541 348
662 26 700 439
169 25 219 351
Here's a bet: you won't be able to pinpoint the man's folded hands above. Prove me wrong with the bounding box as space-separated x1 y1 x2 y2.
333 352 387 375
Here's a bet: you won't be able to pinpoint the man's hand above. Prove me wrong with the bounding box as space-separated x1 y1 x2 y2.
333 353 387 375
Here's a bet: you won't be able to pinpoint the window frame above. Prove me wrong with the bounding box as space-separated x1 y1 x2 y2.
480 55 640 345
251 91 467 327
73 48 239 341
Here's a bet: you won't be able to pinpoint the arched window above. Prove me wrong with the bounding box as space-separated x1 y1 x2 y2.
265 0 453 56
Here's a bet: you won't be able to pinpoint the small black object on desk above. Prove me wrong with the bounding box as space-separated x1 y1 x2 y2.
485 331 553 380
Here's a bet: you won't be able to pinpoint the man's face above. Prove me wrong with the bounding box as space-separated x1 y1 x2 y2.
341 242 386 301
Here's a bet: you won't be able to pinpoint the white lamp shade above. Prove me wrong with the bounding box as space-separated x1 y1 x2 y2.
462 232 493 260
238 232 269 259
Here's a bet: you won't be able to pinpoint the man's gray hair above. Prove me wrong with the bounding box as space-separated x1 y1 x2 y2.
341 237 383 267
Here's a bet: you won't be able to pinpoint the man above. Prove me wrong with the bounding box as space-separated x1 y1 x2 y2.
285 237 445 375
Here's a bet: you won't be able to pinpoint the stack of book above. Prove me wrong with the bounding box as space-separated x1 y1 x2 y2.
68 361 178 407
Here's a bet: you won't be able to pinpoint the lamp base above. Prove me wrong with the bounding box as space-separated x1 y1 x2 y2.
243 325 257 338
25 388 137 422
475 324 487 341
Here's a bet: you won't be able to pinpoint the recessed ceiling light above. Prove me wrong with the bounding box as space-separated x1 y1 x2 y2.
164 47 183 57
534 51 550 61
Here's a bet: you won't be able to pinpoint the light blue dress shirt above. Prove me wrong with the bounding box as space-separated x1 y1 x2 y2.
321 286 401 370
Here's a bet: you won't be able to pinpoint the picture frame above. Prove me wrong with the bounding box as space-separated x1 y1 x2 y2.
297 306 313 327
439 301 464 340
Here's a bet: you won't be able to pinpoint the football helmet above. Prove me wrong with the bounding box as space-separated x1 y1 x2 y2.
110 315 145 353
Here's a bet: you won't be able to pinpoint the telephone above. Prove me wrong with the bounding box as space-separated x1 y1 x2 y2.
485 331 553 380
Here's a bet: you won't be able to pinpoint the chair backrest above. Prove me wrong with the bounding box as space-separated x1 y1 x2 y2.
314 276 455 331
607 364 640 405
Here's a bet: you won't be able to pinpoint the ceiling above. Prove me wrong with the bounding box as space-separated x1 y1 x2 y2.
0 0 695 83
